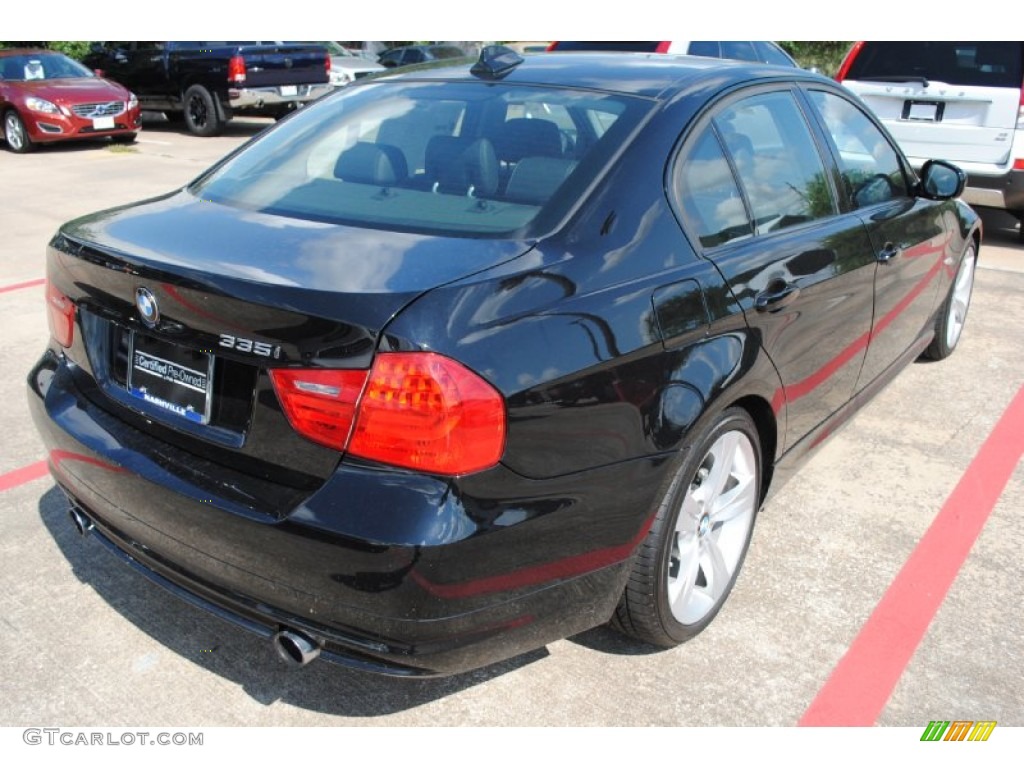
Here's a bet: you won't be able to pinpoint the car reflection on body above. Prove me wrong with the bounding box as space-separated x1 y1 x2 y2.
29 47 979 675
1 48 141 153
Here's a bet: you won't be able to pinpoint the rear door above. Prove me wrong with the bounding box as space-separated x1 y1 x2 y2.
672 86 878 450
842 42 1023 165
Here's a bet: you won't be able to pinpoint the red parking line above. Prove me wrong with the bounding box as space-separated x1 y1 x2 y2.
0 461 50 492
0 278 45 294
800 383 1024 726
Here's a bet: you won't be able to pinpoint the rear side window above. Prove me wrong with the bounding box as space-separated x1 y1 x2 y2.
713 91 836 231
675 90 841 247
847 42 1023 88
674 128 753 248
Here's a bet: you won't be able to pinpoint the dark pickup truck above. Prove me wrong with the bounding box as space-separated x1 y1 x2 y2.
83 41 332 136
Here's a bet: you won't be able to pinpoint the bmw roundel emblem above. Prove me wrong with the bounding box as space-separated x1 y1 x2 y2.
136 287 160 328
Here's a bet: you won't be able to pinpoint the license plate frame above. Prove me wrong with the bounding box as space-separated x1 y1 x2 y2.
92 116 116 130
127 333 215 425
902 100 945 123
279 85 298 97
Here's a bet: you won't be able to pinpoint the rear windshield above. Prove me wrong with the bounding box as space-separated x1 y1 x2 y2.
848 42 1023 89
191 80 651 237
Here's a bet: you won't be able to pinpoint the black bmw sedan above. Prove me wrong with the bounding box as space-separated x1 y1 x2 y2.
28 48 979 676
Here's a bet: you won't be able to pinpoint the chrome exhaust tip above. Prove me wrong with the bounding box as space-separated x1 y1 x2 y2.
68 505 94 537
272 629 321 667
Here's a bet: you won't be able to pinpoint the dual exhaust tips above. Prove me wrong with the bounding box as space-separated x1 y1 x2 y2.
66 499 322 668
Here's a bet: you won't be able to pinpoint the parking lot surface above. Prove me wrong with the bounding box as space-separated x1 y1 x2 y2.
1 117 1022 728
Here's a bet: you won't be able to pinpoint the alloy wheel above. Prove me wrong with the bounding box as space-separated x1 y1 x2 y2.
5 112 25 151
946 249 975 349
667 429 758 625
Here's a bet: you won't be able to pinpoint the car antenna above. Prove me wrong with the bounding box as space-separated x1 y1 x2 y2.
471 45 524 79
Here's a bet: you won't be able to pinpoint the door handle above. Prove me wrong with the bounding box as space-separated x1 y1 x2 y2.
877 242 903 263
755 280 801 313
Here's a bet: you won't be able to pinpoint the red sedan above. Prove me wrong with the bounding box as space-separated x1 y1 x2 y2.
1 49 141 153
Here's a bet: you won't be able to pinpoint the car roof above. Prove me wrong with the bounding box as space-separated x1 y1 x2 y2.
369 51 815 100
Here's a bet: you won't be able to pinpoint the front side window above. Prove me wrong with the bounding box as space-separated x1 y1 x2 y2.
808 90 907 209
192 81 651 237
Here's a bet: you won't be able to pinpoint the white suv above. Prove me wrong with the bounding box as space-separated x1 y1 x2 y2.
839 41 1024 239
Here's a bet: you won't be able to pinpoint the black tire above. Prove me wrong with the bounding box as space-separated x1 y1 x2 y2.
182 85 223 137
613 407 762 647
922 241 976 361
3 110 36 153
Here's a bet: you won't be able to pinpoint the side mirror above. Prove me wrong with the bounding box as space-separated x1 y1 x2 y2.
918 159 966 200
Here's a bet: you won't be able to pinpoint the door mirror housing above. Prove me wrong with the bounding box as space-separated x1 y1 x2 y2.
917 160 966 200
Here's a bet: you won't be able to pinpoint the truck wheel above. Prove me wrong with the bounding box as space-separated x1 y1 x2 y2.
183 85 223 137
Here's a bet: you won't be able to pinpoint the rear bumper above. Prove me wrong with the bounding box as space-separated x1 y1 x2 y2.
227 84 333 110
960 168 1024 215
28 349 654 675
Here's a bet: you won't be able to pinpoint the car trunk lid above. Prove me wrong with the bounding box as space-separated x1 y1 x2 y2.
49 190 532 493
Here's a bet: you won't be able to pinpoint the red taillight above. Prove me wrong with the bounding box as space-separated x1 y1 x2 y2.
835 41 865 82
654 42 671 54
272 352 506 475
349 353 506 475
270 368 368 451
46 282 74 348
325 52 332 79
228 55 246 84
1014 159 1024 170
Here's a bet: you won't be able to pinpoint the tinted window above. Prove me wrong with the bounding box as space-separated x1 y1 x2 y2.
721 41 759 62
192 82 650 237
808 90 908 209
429 47 466 60
757 42 796 67
713 91 836 232
687 42 721 58
847 42 1023 88
674 128 753 248
552 42 663 52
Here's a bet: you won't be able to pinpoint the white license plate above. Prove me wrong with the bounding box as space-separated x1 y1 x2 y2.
93 116 115 130
906 101 939 122
279 85 298 97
